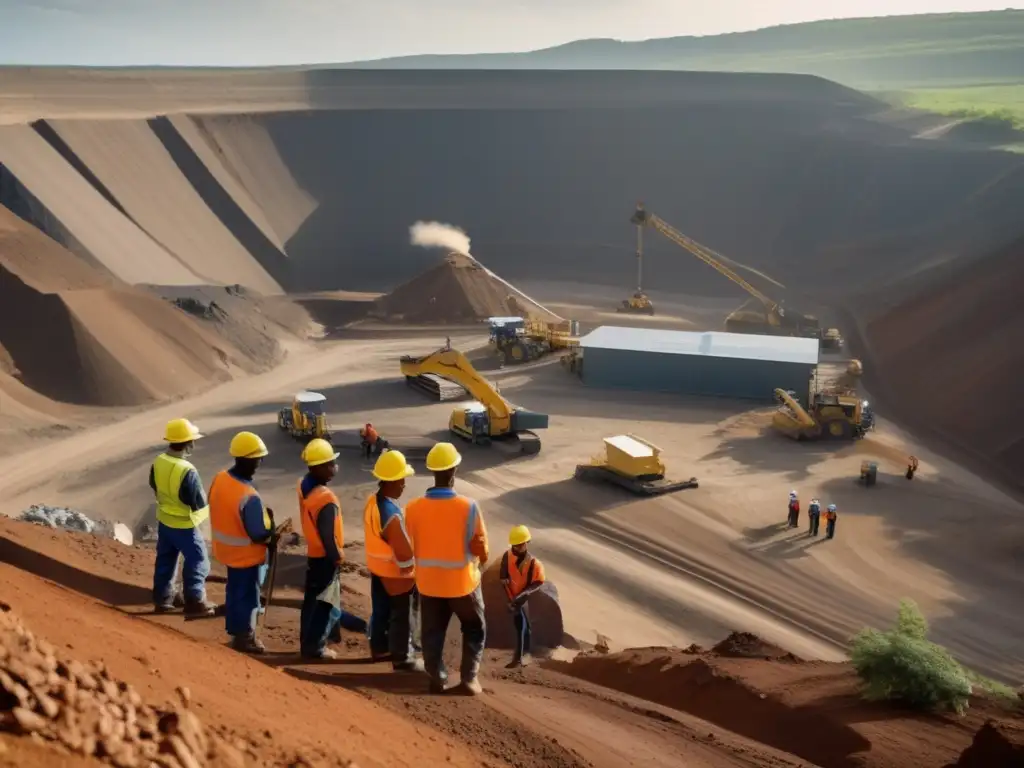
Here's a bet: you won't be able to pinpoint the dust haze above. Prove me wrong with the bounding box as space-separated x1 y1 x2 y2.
409 220 472 255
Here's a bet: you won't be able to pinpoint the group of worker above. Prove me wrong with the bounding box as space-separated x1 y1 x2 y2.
150 418 544 694
786 491 838 539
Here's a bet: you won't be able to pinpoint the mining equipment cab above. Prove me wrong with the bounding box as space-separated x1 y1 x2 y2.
278 391 331 442
772 387 870 441
399 347 548 455
630 202 842 349
488 316 549 365
574 434 698 495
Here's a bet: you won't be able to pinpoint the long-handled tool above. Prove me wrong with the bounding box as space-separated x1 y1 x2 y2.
258 513 293 628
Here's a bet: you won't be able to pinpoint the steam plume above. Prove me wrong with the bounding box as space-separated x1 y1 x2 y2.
409 220 471 255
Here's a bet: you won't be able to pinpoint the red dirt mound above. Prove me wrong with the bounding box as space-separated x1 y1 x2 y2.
710 631 799 661
373 252 560 324
863 232 1024 492
948 720 1024 767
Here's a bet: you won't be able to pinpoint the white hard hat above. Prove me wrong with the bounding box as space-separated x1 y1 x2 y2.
789 490 798 498
828 504 837 512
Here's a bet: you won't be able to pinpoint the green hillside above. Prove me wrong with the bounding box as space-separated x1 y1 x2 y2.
344 10 1024 91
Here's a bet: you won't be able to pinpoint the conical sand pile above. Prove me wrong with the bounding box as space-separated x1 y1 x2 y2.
373 252 561 324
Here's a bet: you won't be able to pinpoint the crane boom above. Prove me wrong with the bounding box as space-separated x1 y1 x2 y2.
631 203 779 314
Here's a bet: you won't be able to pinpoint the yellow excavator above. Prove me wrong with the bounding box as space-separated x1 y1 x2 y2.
772 387 870 441
399 347 548 455
630 203 842 349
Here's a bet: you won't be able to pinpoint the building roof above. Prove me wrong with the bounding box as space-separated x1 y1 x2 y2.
579 326 819 365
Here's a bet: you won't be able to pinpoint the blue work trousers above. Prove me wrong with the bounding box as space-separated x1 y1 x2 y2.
225 563 268 637
368 575 419 663
300 557 368 656
153 523 210 605
513 604 531 661
808 513 820 537
826 519 837 539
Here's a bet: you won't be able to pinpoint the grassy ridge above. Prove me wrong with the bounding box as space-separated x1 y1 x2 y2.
889 85 1024 127
349 10 1024 91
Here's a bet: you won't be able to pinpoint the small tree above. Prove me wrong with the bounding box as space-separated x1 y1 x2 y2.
850 599 972 714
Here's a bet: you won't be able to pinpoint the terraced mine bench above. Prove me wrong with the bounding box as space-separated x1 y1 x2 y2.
405 372 468 401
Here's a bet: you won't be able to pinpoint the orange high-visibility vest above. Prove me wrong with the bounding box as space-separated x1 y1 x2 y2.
405 494 480 598
363 494 414 579
298 480 343 560
209 470 269 569
503 550 545 598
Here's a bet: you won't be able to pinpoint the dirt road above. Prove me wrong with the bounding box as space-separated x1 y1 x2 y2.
2 325 1022 684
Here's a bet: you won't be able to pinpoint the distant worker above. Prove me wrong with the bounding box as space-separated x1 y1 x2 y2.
209 431 275 654
298 438 361 660
786 490 800 529
406 442 489 695
364 450 423 672
807 498 822 537
500 525 546 669
360 423 381 460
444 336 452 351
150 418 215 618
906 456 919 481
825 504 838 540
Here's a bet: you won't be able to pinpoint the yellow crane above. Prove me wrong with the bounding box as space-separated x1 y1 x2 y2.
399 347 548 455
617 215 655 315
630 203 842 348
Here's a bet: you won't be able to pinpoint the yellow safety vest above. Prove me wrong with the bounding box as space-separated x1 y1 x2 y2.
153 454 209 529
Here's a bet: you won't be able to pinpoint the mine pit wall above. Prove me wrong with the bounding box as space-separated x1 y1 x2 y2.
0 266 142 405
147 116 294 289
260 105 1024 300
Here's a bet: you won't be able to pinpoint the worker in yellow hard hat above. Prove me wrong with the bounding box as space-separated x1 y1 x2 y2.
364 449 422 672
405 442 489 695
208 431 275 654
298 438 351 659
149 418 215 618
500 525 546 669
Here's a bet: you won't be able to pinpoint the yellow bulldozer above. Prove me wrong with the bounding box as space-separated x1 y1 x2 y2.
278 391 331 442
771 388 871 441
573 434 698 495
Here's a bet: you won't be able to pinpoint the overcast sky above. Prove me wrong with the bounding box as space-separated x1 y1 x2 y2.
0 0 1015 66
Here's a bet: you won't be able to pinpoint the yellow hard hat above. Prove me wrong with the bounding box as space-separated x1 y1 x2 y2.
509 525 531 546
164 418 203 443
425 441 462 472
229 431 269 459
302 438 339 467
373 450 415 482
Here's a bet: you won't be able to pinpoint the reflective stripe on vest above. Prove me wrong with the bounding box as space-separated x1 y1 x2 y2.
209 470 268 569
298 480 343 559
503 550 537 598
363 494 414 578
415 501 477 569
153 454 208 529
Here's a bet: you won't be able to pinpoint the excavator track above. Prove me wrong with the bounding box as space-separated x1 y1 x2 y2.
517 430 542 455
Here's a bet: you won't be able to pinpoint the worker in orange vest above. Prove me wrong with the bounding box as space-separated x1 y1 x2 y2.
500 525 546 669
405 442 489 695
364 450 423 672
297 438 349 660
360 423 381 460
209 431 275 654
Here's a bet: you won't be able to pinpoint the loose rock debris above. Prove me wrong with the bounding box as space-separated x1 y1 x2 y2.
0 603 264 767
18 505 133 546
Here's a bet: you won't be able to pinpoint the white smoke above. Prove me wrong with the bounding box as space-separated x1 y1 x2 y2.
409 220 471 255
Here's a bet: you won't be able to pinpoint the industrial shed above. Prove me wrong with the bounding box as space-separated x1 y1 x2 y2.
578 326 819 403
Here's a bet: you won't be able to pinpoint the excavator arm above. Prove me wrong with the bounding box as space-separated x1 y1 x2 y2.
400 348 514 433
631 203 780 315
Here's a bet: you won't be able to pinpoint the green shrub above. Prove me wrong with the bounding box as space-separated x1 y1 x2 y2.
850 599 972 714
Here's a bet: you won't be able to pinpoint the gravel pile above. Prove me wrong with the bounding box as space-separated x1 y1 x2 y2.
18 505 133 546
0 602 243 767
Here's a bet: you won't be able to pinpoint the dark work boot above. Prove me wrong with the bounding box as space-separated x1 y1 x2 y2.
505 657 524 670
456 678 483 696
230 634 266 655
393 659 425 674
183 600 217 619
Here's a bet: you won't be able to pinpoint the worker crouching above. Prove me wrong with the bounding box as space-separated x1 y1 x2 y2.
364 450 423 672
298 438 349 660
150 418 216 618
209 431 275 654
406 442 489 695
501 525 546 669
